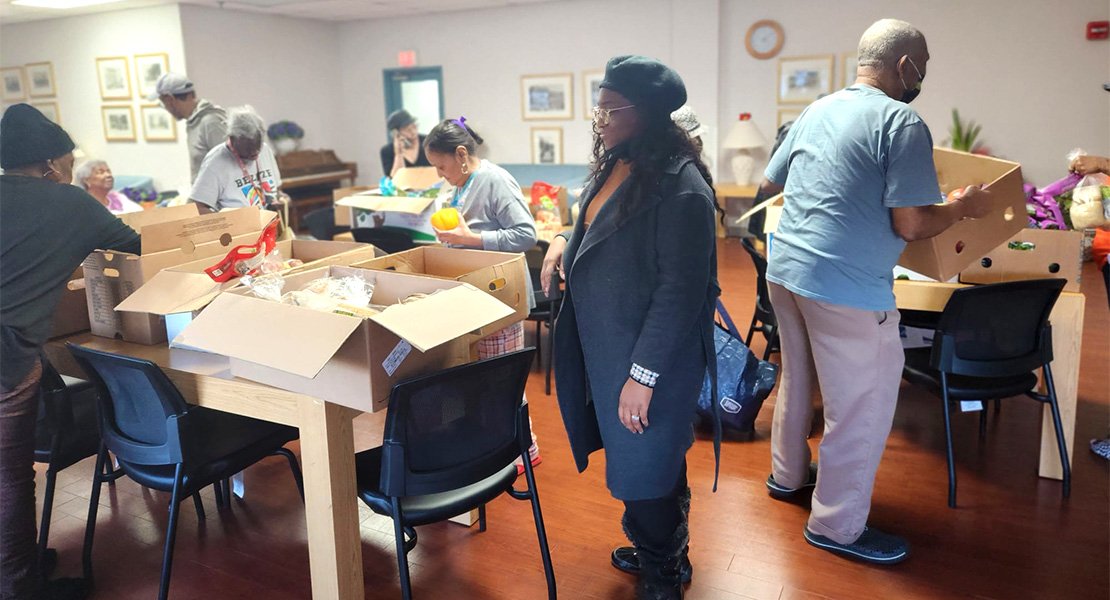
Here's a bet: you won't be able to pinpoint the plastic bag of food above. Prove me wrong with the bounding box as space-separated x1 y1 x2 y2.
279 276 377 314
1070 173 1110 229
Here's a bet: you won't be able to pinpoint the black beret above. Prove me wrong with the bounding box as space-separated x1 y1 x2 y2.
1 103 75 169
386 109 416 131
599 55 687 118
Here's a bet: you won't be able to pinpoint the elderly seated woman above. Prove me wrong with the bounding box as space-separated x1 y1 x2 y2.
74 159 144 215
190 105 282 213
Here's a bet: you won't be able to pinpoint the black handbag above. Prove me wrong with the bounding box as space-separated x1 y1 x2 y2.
697 299 779 433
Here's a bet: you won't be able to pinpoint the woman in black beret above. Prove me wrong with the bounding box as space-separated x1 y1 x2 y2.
544 56 721 600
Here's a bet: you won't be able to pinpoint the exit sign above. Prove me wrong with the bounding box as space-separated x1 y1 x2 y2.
397 50 417 67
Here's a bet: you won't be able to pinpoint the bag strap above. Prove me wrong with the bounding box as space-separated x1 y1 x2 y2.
716 298 742 339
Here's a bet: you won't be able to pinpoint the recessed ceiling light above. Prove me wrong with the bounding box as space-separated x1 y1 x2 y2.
11 0 127 9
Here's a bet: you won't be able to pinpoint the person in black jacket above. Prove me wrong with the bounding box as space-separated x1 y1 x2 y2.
379 109 430 178
543 56 719 600
0 104 141 600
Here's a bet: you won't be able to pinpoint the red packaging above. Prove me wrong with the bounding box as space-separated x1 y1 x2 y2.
204 218 280 282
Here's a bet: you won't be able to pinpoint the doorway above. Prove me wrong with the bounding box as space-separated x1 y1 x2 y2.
383 67 444 136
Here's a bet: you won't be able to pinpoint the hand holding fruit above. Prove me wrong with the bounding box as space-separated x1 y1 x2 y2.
431 207 482 247
950 184 993 219
1069 154 1110 177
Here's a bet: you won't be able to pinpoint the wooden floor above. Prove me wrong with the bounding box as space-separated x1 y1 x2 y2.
36 238 1109 600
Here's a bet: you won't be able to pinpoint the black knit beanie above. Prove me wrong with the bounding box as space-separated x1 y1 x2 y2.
599 55 687 118
1 103 76 169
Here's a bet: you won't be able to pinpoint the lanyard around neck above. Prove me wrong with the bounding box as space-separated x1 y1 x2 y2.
228 140 264 206
451 171 476 209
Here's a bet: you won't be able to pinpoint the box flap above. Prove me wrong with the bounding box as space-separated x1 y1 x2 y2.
336 194 437 215
140 207 265 255
174 292 363 379
118 204 199 233
369 284 514 352
393 167 441 190
114 270 222 315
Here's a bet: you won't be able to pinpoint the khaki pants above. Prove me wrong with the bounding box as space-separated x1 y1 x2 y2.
768 283 904 545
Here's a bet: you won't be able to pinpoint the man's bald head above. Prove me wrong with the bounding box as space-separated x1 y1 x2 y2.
858 19 928 72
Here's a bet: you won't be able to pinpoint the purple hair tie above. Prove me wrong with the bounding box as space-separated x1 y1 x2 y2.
452 116 467 129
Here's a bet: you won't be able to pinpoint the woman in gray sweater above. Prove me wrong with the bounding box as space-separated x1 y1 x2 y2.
424 118 541 471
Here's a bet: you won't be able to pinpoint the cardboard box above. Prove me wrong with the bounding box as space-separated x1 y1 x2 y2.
960 228 1083 292
352 246 529 337
173 266 514 412
114 238 379 335
48 268 90 338
897 148 1026 281
333 167 442 241
83 206 277 345
332 185 376 228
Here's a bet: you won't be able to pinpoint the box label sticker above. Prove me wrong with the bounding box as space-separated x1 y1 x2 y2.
382 339 412 376
959 400 984 413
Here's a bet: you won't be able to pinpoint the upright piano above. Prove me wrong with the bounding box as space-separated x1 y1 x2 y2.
277 149 358 232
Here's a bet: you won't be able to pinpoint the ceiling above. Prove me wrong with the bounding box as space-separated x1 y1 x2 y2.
0 0 566 24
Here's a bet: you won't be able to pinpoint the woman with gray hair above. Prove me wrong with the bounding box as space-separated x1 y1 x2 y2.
73 159 144 215
189 105 282 213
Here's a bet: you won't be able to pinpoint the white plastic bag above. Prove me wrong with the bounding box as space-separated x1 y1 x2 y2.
1070 173 1110 229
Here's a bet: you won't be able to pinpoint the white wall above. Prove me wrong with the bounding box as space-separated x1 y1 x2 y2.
719 0 1110 186
0 4 191 190
335 0 720 184
178 4 343 158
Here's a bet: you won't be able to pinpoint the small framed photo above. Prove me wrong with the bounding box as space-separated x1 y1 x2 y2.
1 67 25 101
531 127 563 165
134 53 169 99
777 55 834 105
140 105 176 142
26 62 55 97
31 101 59 124
96 56 132 100
521 73 573 120
842 53 858 89
582 69 604 120
777 107 803 129
101 105 136 142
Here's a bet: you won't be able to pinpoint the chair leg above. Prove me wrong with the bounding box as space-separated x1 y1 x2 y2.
520 451 557 600
192 493 206 520
83 446 109 582
212 481 225 509
534 320 542 373
544 312 555 395
762 328 780 362
37 469 58 559
1042 364 1071 499
390 498 414 600
478 504 487 533
274 447 306 502
159 465 187 600
978 407 988 440
940 376 958 508
744 314 758 347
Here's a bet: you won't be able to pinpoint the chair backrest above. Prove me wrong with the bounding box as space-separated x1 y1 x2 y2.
66 344 189 465
740 237 775 325
525 240 563 306
351 226 417 254
379 348 536 498
930 278 1066 378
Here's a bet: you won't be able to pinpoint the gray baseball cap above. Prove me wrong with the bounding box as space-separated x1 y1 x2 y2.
147 72 194 100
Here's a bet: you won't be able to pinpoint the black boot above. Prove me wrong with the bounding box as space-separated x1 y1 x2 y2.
622 499 688 600
611 486 693 584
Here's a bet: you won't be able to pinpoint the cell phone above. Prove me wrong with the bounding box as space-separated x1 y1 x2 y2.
392 129 413 149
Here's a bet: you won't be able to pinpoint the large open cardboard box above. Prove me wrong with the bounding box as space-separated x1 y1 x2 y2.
960 228 1083 292
83 205 279 345
173 266 513 412
333 167 442 241
48 268 90 338
352 247 529 338
113 239 378 339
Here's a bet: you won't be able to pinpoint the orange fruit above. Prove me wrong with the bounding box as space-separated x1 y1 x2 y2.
431 207 460 231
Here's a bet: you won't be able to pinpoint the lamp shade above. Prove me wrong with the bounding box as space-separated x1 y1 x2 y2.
722 113 766 150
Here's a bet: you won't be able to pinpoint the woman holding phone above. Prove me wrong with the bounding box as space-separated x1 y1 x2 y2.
379 109 431 178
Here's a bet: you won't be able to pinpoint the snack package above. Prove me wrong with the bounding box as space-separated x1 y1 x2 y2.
529 181 562 214
280 276 377 315
1071 173 1110 229
204 218 280 282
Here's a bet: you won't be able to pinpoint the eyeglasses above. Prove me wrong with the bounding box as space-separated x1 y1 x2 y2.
591 104 636 126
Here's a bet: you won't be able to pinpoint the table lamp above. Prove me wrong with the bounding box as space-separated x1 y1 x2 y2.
722 113 766 185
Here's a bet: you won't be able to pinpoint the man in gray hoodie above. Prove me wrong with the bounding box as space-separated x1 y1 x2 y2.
150 72 228 181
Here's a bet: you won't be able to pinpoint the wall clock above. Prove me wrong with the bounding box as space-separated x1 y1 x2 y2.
746 19 785 60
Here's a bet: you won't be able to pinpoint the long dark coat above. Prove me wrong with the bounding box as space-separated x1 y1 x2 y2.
553 156 719 501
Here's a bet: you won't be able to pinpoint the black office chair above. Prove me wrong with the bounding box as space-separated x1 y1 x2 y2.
739 237 780 360
900 278 1070 508
525 240 562 395
353 349 555 600
67 344 305 600
303 206 350 241
352 226 417 254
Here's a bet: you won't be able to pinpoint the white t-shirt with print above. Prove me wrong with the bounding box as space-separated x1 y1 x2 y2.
191 142 282 211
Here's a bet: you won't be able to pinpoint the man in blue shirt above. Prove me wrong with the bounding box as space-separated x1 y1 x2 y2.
758 19 991 565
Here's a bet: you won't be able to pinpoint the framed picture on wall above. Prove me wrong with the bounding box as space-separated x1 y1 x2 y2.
96 57 132 100
777 55 834 104
140 105 177 142
777 107 803 129
531 127 563 165
842 53 858 89
26 62 55 97
134 53 169 99
1 67 25 101
582 70 604 120
102 105 136 141
31 101 59 124
521 73 573 120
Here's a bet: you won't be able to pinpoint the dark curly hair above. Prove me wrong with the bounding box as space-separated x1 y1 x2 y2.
587 115 721 222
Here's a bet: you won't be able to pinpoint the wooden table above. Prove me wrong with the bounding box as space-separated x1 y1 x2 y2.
893 280 1085 480
715 183 760 238
45 334 366 600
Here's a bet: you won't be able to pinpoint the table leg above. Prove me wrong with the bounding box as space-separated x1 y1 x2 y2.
298 397 364 599
1039 293 1084 480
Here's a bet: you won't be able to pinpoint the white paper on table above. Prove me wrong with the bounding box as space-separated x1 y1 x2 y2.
232 471 245 498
